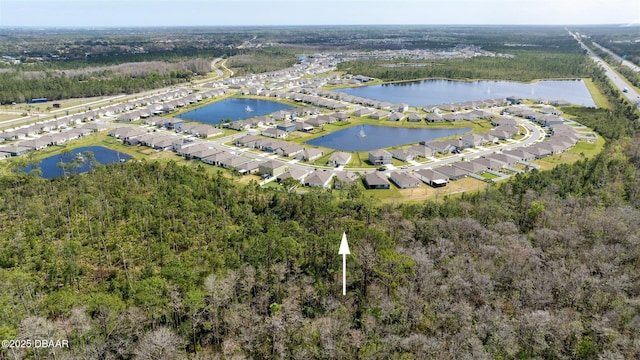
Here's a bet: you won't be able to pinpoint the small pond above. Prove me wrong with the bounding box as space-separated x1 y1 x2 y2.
305 124 471 152
178 98 294 125
25 146 131 178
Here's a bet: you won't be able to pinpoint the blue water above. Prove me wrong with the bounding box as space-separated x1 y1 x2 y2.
25 146 131 179
305 124 471 151
178 98 294 125
337 79 596 107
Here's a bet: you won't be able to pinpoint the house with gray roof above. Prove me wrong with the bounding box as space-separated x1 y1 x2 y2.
408 145 433 158
177 143 211 159
424 139 461 154
329 152 352 167
407 113 424 122
363 172 390 189
277 168 308 183
334 172 360 189
485 153 519 166
262 128 288 139
237 160 264 175
390 148 415 162
388 112 405 122
368 149 392 165
425 113 444 122
454 159 488 174
202 151 233 166
0 145 31 157
295 122 314 132
352 108 374 117
414 168 449 187
275 143 304 157
306 117 328 127
235 134 261 148
389 171 421 189
109 127 146 140
219 156 252 169
258 160 288 177
304 170 334 188
475 157 506 171
435 165 469 181
369 111 389 120
503 148 535 162
21 138 48 151
296 148 324 162
461 134 487 148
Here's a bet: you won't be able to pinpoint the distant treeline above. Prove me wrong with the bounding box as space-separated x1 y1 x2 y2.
338 50 589 82
0 69 192 103
225 48 299 75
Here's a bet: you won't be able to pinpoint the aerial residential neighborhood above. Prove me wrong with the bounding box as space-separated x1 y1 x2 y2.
0 2 638 357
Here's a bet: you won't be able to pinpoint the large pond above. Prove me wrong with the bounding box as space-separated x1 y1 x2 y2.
25 146 131 179
178 98 294 125
337 79 596 107
305 124 471 151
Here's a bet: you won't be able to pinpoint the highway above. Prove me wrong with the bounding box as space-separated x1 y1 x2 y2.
569 30 640 106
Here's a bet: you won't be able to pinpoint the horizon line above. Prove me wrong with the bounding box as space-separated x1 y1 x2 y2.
1 23 638 30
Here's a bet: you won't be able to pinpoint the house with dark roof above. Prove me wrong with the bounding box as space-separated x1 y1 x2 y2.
363 172 390 189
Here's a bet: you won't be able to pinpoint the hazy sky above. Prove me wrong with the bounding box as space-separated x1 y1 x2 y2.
1 0 639 27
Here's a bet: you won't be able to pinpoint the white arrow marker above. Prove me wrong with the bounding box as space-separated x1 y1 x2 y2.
338 232 350 296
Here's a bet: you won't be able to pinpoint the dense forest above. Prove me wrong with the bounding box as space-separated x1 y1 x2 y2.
0 66 199 103
1 67 639 360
